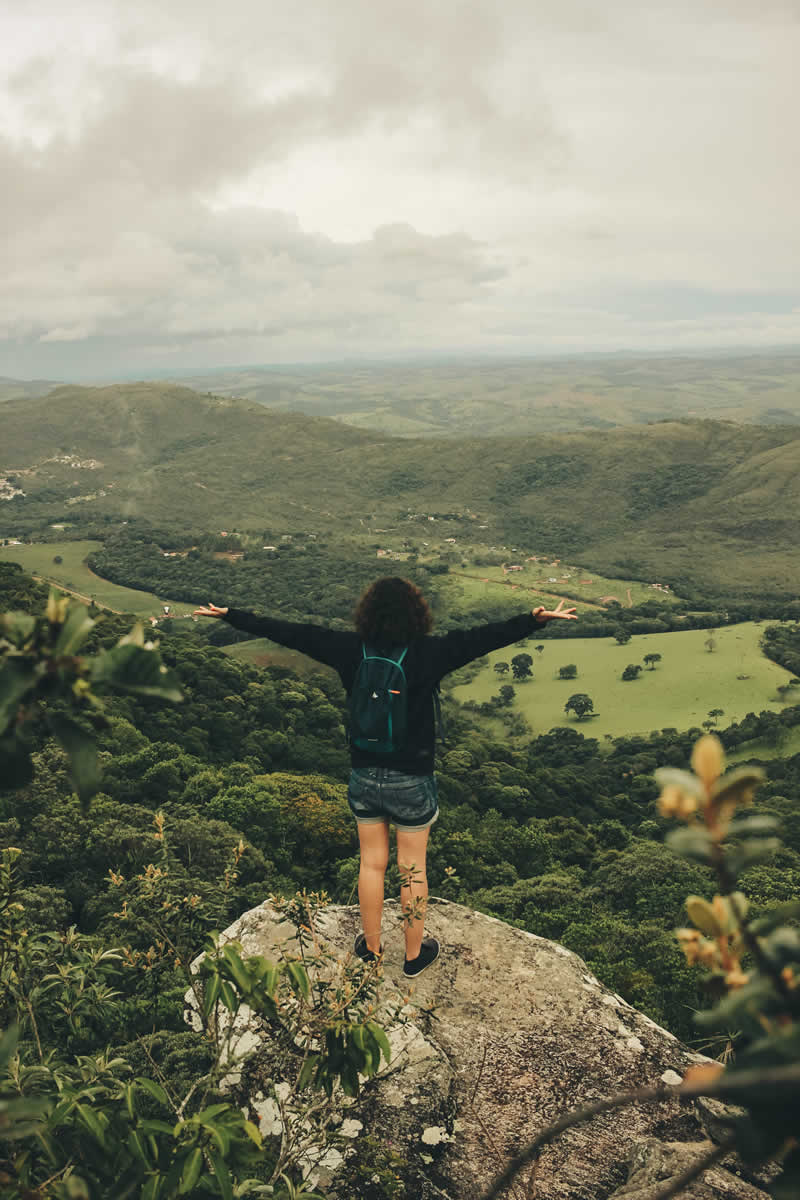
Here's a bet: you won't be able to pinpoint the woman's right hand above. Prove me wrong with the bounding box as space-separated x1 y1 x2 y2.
193 602 229 618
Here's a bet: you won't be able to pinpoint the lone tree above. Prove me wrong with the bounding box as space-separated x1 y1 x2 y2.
558 664 578 680
643 652 662 670
564 693 594 721
614 629 632 645
494 661 510 675
622 663 643 681
708 708 725 723
511 652 534 681
497 684 516 707
535 644 545 654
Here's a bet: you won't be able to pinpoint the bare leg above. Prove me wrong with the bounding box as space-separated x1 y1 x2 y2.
357 820 390 953
396 826 431 961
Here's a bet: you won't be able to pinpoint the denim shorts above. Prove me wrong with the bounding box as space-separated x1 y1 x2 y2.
348 767 439 831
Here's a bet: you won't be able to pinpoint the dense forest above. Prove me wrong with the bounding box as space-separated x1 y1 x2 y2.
3 556 800 1046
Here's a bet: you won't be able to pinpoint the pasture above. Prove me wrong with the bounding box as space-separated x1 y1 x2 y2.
439 557 678 614
0 540 193 618
451 622 796 738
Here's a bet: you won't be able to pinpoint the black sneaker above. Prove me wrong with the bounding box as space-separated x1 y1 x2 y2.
354 933 383 964
403 937 440 977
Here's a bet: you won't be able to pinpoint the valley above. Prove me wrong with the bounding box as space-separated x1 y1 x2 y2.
3 360 800 1198
3 380 800 601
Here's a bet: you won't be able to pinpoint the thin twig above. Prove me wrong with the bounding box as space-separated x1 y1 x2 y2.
525 1156 539 1200
462 1039 528 1200
648 1135 737 1200
473 1108 529 1200
137 1033 179 1112
23 996 43 1062
34 1161 75 1190
477 1063 800 1200
468 1042 488 1108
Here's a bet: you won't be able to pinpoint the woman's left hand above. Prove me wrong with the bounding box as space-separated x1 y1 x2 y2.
533 601 578 622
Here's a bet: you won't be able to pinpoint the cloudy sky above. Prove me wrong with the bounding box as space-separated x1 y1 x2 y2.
2 0 799 378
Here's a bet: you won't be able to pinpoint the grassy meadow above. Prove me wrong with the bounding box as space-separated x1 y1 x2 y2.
451 622 796 738
0 540 193 618
438 559 678 614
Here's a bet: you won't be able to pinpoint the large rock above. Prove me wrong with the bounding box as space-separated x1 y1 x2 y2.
190 897 770 1199
608 1139 770 1199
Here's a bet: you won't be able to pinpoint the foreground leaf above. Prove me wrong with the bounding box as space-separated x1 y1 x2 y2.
90 643 183 702
48 713 101 803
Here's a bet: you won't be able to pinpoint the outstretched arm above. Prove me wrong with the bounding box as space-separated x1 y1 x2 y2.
194 602 351 669
430 603 578 680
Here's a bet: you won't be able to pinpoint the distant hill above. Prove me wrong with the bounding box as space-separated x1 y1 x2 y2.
3 381 800 598
171 352 800 437
0 376 62 404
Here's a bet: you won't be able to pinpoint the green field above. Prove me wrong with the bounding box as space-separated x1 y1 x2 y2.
439 559 678 614
0 541 194 618
452 622 796 738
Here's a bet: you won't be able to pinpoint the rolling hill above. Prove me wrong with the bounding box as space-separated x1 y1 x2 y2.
170 352 800 437
3 382 800 598
0 376 62 404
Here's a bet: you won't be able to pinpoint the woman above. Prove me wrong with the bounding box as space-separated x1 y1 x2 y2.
195 578 576 977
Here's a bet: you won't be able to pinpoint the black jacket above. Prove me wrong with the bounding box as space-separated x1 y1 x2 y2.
223 608 545 774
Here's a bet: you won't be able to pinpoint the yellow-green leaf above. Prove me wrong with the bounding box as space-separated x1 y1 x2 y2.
686 895 724 937
178 1147 204 1194
136 1077 170 1108
287 960 311 1002
243 1120 262 1148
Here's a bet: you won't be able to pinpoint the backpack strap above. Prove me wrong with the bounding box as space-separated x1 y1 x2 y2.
363 644 408 668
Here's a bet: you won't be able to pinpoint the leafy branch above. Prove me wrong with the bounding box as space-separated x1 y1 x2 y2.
479 734 800 1200
0 590 181 804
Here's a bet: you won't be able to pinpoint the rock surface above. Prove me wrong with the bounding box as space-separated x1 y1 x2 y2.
608 1139 770 1199
193 897 773 1199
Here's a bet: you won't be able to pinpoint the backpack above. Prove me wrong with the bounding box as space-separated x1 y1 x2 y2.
348 644 447 754
349 644 409 753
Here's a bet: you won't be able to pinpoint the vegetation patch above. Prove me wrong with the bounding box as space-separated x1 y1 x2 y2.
0 540 192 617
452 622 796 738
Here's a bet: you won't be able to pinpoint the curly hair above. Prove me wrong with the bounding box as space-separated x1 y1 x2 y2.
353 576 433 644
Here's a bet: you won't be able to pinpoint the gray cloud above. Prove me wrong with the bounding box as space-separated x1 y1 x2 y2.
1 0 798 376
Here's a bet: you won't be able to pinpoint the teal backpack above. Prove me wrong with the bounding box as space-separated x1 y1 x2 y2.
349 645 409 753
348 644 446 754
